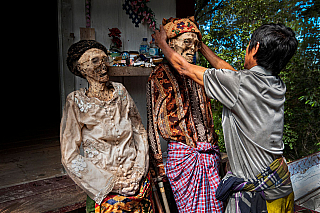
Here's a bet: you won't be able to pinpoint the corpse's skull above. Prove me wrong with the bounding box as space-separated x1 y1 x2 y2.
169 32 201 63
77 48 110 82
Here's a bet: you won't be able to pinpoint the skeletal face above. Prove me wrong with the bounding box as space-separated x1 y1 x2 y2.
169 32 201 63
77 48 110 82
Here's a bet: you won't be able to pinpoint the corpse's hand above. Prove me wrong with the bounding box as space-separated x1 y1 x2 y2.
157 164 168 182
152 25 168 48
112 169 143 196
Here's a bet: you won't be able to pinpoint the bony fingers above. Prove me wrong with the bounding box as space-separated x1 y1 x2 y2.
122 186 134 194
118 180 130 188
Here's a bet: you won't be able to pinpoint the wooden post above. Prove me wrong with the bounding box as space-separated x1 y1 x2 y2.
176 0 195 18
80 28 95 40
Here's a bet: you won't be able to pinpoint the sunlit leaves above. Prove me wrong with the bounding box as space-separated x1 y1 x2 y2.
196 0 320 160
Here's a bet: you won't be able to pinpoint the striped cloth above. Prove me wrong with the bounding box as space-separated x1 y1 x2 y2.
165 142 223 213
245 157 291 191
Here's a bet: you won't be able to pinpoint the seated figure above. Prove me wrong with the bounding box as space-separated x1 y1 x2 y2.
60 40 152 212
147 17 223 212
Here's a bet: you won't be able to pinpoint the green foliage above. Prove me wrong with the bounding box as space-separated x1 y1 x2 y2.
210 99 225 152
196 0 320 160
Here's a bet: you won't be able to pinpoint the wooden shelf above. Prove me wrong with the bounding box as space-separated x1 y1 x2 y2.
108 66 153 77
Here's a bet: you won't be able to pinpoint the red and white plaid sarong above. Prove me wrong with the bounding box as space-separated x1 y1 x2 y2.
165 142 224 213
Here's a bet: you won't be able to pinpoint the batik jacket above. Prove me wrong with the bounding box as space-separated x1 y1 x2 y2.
147 63 218 176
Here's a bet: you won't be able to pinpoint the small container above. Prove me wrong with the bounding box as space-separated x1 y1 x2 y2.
122 52 129 60
139 38 149 55
122 51 130 66
149 38 159 57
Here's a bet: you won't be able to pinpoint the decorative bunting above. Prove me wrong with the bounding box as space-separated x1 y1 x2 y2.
85 0 91 28
122 0 157 31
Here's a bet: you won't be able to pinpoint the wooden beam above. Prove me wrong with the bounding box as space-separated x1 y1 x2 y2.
108 67 152 77
176 0 195 18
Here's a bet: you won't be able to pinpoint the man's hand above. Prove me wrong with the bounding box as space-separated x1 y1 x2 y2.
152 25 167 48
151 24 207 86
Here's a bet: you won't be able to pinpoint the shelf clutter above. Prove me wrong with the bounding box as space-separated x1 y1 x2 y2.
107 37 163 77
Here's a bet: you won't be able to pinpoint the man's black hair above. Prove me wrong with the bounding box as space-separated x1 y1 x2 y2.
248 23 298 76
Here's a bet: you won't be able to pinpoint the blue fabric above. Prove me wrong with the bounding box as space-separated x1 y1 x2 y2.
216 172 268 213
216 173 245 202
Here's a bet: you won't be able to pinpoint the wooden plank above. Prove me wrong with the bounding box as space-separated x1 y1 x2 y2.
80 27 95 40
0 137 64 188
108 66 152 77
0 175 86 213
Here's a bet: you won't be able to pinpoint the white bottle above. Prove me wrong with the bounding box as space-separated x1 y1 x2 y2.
149 38 159 57
139 38 149 55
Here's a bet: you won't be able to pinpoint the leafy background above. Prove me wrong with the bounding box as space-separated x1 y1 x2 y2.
195 0 320 161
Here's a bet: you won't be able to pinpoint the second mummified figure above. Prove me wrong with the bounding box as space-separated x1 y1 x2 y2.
147 17 223 212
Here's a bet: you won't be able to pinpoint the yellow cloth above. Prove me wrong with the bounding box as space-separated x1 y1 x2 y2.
266 192 294 213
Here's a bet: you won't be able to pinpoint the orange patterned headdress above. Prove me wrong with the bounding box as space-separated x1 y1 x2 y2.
162 16 202 40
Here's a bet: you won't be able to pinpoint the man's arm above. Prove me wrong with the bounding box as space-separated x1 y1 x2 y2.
200 43 236 71
153 25 236 86
153 25 207 86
